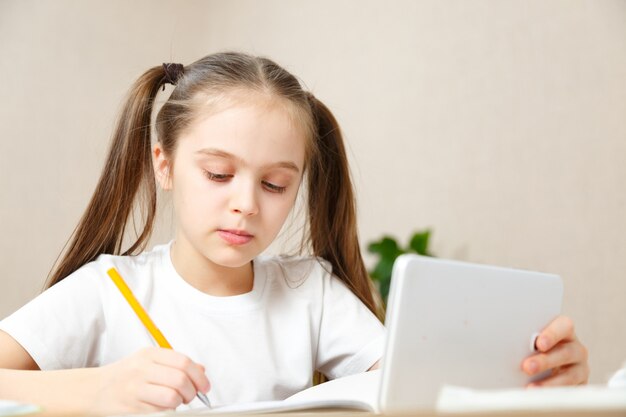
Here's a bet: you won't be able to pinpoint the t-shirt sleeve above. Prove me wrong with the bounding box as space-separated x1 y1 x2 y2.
0 264 106 370
314 261 386 379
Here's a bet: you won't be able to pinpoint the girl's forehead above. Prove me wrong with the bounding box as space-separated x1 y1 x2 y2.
177 99 308 167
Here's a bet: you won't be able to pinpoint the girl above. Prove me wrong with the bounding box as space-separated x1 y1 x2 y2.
0 52 588 415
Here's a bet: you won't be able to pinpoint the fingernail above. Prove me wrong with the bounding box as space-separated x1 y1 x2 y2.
527 361 538 374
538 336 549 351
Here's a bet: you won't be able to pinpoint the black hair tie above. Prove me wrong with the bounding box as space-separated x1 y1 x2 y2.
161 63 185 90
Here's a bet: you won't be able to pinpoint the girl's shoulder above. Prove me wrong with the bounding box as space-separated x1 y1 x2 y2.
59 241 171 290
92 241 170 270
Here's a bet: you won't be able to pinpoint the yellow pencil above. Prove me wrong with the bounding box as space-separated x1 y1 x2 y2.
107 267 211 408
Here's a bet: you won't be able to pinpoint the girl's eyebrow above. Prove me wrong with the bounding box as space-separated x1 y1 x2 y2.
195 147 301 173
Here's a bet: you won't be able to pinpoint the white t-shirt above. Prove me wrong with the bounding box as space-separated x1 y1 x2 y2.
0 242 385 408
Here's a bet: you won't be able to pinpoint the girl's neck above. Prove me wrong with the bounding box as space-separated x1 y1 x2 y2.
169 240 254 296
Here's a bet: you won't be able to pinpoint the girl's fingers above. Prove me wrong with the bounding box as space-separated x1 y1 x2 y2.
136 383 184 410
144 362 198 404
98 349 210 415
147 348 211 393
535 316 575 352
521 316 590 386
528 363 589 387
523 340 588 376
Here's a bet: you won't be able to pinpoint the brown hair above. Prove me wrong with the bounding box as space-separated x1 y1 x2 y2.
46 52 381 319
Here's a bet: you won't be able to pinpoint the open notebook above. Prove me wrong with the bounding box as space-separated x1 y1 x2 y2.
187 370 381 414
174 378 626 415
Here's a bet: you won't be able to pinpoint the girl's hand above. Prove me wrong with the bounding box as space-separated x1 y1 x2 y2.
93 347 210 415
521 315 589 387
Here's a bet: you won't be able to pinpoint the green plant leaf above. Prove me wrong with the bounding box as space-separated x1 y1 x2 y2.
379 276 391 305
371 257 395 282
409 230 432 256
367 236 402 259
368 237 405 303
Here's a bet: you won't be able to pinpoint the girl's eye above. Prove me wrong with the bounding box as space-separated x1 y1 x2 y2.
204 171 232 182
262 181 287 194
204 170 286 193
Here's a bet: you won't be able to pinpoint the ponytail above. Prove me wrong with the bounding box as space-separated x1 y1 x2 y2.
46 66 166 288
306 95 383 320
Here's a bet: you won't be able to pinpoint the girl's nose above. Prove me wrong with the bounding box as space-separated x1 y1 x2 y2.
230 181 259 216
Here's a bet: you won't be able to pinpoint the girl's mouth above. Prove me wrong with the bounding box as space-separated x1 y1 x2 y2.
217 229 254 245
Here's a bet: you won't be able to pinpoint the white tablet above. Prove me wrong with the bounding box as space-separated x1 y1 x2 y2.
379 254 563 412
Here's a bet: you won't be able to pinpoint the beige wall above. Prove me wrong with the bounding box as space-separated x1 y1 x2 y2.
1 0 624 383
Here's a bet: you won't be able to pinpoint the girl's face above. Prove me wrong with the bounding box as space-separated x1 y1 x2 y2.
154 97 307 273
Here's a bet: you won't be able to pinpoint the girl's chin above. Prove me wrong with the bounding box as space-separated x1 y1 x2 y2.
179 236 268 267
206 248 259 268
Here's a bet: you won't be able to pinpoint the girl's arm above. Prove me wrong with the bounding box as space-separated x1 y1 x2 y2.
0 330 210 415
0 330 38 370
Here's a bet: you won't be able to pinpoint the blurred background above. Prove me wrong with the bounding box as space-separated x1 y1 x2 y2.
0 0 624 383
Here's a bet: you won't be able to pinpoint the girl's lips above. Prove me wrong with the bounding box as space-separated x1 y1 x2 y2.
217 230 254 245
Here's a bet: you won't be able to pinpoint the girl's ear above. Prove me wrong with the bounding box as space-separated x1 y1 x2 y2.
153 143 172 190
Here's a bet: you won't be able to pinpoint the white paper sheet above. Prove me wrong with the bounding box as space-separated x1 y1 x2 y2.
0 400 40 416
436 384 626 412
